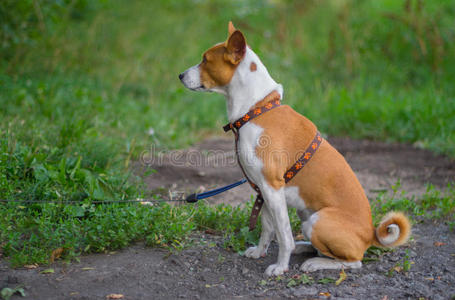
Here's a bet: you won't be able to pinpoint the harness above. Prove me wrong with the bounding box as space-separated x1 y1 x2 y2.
223 91 322 230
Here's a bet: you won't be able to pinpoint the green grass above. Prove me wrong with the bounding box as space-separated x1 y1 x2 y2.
1 0 455 266
372 182 455 224
0 200 261 266
1 186 453 266
4 0 455 154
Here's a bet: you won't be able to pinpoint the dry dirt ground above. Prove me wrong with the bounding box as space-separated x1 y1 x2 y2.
1 136 454 300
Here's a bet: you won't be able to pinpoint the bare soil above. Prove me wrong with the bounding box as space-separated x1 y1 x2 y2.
140 135 454 204
1 136 455 300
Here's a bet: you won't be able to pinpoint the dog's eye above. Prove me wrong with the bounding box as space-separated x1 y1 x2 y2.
202 56 207 63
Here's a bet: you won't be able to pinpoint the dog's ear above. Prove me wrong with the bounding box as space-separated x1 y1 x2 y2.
225 30 246 65
228 21 236 36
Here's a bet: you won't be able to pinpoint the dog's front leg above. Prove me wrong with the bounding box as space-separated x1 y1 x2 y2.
262 188 295 276
245 204 275 258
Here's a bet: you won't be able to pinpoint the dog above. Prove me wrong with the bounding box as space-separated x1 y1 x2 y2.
179 22 410 276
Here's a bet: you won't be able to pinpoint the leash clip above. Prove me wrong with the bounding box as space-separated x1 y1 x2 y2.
185 193 198 203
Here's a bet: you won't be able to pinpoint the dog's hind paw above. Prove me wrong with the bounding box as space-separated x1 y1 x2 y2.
292 241 317 254
265 263 288 276
300 257 362 272
244 246 266 259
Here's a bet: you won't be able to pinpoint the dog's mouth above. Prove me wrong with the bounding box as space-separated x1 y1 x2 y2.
189 85 208 92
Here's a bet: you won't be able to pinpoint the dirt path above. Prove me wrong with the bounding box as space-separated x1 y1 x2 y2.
1 137 454 299
140 136 454 204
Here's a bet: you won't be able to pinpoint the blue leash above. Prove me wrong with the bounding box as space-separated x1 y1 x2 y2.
185 178 247 203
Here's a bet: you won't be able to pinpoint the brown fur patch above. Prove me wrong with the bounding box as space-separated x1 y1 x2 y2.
250 99 377 261
250 62 257 72
199 44 238 88
197 21 411 262
199 30 246 89
373 212 411 247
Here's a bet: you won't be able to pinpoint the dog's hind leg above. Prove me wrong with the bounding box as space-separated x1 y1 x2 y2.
245 204 275 258
301 257 361 272
299 207 369 272
293 209 317 254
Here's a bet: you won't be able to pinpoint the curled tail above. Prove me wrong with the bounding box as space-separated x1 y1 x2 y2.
373 212 411 247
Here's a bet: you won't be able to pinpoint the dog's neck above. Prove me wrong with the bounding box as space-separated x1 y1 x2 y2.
224 47 283 122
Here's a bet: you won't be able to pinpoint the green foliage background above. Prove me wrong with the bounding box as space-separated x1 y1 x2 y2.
0 0 454 265
2 0 454 203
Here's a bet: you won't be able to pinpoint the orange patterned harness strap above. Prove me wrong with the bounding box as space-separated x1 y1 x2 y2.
284 131 322 183
223 96 281 133
223 91 322 230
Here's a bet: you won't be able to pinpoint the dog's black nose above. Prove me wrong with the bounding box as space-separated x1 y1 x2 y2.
178 73 184 80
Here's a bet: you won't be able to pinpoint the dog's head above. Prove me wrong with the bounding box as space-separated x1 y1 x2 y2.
179 22 246 94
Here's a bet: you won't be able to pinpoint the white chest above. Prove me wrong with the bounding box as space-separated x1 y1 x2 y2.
236 122 264 186
236 122 307 211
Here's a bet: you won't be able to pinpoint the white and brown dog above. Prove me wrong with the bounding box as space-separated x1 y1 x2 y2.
179 22 410 276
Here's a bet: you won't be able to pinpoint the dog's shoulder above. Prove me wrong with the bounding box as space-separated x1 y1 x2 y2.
253 104 317 137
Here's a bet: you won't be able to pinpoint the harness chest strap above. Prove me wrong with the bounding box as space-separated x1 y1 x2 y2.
224 92 322 230
284 131 322 183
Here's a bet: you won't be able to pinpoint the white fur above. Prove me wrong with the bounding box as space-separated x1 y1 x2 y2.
237 122 295 275
181 43 311 276
225 47 283 122
244 204 275 258
284 186 306 211
225 51 365 274
180 65 204 91
227 48 297 276
302 212 319 241
377 224 400 245
293 241 317 254
237 122 264 180
300 257 362 272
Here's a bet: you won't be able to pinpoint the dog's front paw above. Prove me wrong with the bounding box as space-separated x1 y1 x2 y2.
244 246 265 259
265 263 288 276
